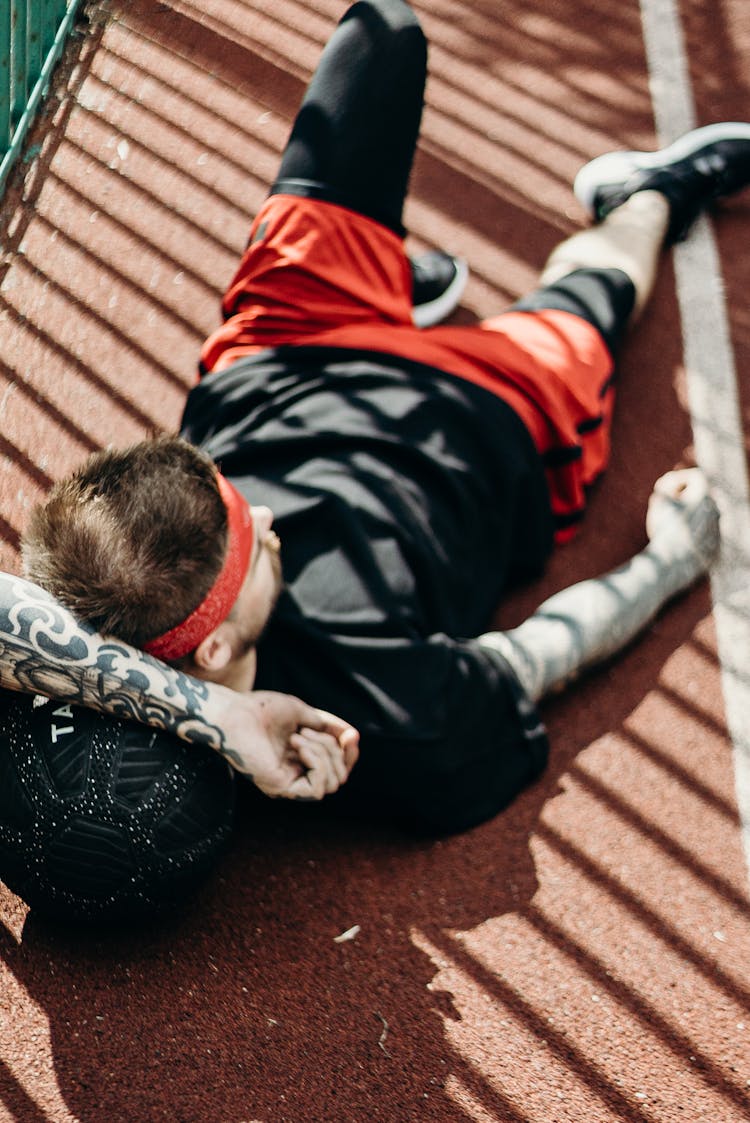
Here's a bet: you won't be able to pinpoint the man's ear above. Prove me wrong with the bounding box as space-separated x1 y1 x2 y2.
192 623 234 673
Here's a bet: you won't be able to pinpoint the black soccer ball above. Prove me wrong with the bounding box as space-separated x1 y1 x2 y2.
0 691 235 923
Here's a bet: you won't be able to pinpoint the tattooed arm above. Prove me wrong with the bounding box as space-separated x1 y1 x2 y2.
0 573 358 799
478 469 720 702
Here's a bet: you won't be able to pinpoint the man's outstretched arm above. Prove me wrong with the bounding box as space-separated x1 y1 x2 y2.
0 573 358 799
479 469 719 703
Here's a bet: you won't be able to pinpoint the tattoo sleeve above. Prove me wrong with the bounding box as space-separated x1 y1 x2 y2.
0 572 229 754
479 531 712 704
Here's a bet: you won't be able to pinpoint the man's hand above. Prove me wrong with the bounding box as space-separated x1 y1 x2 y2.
216 689 360 800
479 467 721 703
0 572 358 798
646 468 721 578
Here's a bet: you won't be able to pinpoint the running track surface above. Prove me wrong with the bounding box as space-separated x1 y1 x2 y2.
0 2 749 1120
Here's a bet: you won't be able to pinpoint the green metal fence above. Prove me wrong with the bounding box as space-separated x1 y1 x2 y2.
0 0 85 197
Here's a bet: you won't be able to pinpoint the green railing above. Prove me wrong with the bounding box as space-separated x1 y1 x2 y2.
0 0 85 196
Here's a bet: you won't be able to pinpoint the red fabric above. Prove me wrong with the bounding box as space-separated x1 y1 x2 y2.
201 195 615 539
143 474 254 660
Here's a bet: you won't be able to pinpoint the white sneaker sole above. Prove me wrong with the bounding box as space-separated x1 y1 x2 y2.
413 257 469 328
573 121 750 214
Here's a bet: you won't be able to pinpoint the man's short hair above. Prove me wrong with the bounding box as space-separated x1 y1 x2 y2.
22 436 228 648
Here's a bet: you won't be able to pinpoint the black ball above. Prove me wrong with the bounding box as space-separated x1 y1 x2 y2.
0 691 235 923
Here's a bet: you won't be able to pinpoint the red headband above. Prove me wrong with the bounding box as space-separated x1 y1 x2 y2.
143 473 255 662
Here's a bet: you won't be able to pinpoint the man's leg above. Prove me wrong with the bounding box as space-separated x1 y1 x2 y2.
272 0 426 235
493 123 750 538
479 124 750 697
204 0 464 370
515 123 750 346
546 123 750 318
271 0 466 324
504 192 666 382
539 190 669 318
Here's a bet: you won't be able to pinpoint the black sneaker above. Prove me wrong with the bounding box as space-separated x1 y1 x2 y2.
411 251 468 327
574 122 750 242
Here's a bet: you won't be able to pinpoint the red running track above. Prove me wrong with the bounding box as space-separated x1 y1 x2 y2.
0 1 748 1120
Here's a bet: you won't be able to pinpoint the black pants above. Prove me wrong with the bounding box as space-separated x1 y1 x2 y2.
272 0 426 236
270 0 636 352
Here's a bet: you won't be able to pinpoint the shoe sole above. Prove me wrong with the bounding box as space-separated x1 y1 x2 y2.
413 257 469 328
573 121 750 214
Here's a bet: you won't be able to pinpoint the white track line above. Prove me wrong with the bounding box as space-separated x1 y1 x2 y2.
640 0 750 876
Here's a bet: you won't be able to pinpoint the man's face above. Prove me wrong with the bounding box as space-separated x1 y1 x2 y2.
187 504 283 694
230 505 283 653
